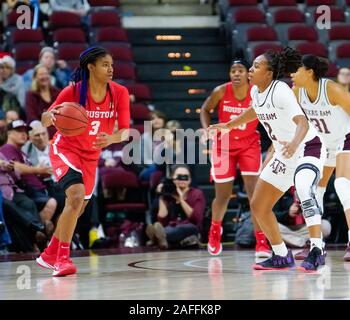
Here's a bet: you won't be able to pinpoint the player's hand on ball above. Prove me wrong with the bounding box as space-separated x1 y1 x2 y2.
279 141 297 159
42 106 61 127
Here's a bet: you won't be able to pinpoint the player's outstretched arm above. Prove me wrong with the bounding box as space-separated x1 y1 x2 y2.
209 106 257 131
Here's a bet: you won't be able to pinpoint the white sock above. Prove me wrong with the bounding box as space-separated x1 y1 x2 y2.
271 243 288 257
316 186 326 214
310 238 323 250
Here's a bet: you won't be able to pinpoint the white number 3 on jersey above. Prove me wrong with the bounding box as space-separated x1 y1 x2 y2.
89 121 101 135
229 115 246 130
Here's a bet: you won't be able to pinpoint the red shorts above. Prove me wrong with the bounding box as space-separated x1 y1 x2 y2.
210 133 262 183
50 145 98 199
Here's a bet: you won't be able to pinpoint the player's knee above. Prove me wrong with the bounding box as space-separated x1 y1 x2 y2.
66 188 85 212
249 196 260 216
215 192 231 203
334 177 350 211
294 164 320 201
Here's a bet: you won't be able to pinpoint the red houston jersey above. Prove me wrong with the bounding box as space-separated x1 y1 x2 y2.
217 82 258 144
48 81 130 161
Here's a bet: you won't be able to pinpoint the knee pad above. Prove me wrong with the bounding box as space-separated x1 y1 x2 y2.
294 163 322 220
294 163 321 202
334 177 350 211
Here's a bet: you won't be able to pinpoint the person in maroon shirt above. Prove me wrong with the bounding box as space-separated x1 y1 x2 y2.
25 64 60 139
146 164 206 249
0 120 56 234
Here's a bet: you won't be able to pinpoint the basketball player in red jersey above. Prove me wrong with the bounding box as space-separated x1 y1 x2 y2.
200 59 271 258
36 47 130 276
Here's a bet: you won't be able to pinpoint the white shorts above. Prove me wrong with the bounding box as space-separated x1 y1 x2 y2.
260 138 326 193
324 147 337 167
324 132 350 167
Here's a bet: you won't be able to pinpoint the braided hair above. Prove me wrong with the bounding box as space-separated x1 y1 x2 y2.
71 46 111 107
264 47 302 79
301 54 329 80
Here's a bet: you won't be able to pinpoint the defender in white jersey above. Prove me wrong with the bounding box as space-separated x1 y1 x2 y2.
291 54 350 261
210 47 326 271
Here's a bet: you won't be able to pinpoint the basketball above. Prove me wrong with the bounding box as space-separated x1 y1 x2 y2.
53 102 89 137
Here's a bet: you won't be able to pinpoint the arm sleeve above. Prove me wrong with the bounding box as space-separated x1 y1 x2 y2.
48 85 74 111
272 82 305 120
116 87 130 130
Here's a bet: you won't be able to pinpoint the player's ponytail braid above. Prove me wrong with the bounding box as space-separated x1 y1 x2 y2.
71 46 109 107
264 47 302 79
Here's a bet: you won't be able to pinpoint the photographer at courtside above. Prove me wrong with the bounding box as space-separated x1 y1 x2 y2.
146 164 206 249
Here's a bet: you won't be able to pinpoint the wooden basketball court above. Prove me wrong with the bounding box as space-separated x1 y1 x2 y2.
1 248 350 300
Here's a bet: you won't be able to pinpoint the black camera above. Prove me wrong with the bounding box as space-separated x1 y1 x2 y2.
160 178 177 201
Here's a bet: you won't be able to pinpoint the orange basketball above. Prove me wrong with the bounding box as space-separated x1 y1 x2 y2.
54 102 89 136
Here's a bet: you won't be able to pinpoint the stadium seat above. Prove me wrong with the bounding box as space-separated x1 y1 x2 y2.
125 83 152 101
219 0 259 21
287 25 319 47
57 43 88 69
247 25 278 42
232 24 277 47
113 63 136 81
53 28 87 45
273 8 305 24
228 8 266 44
328 25 350 42
130 103 151 121
272 8 306 43
101 169 147 214
105 45 133 62
93 27 129 44
13 43 42 61
335 43 350 67
11 28 44 44
57 43 88 61
6 28 44 49
89 10 121 29
296 42 328 57
234 8 266 23
13 44 42 73
49 11 82 30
